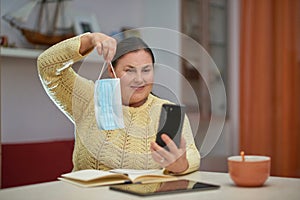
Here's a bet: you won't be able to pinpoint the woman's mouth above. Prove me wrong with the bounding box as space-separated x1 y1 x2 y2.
131 85 145 91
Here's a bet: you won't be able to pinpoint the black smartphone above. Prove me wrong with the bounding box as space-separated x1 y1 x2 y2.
155 104 186 149
110 179 220 196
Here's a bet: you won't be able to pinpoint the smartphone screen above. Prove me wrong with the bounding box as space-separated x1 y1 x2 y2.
156 104 186 149
110 179 220 196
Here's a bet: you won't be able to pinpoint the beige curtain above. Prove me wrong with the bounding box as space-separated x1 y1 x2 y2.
240 0 300 177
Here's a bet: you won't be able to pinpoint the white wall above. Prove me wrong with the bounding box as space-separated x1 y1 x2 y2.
228 0 240 155
72 0 144 35
1 57 75 143
141 0 181 103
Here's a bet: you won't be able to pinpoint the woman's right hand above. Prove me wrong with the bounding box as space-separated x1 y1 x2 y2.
80 32 117 62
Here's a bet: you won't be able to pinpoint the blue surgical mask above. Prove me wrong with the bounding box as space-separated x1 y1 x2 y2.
94 62 125 130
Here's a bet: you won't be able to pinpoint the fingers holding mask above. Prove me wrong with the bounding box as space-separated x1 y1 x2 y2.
91 33 117 62
100 39 117 62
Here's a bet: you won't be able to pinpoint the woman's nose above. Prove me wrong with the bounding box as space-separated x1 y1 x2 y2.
134 72 143 83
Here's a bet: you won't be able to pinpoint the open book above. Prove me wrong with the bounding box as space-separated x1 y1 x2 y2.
58 169 177 187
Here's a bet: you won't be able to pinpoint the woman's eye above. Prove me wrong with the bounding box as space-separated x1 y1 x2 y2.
125 69 135 72
143 67 152 72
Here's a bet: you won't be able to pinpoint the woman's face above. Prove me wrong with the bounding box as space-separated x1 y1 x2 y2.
110 49 154 107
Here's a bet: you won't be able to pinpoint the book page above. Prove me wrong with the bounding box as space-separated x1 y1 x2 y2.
109 169 176 183
61 169 128 182
58 177 127 187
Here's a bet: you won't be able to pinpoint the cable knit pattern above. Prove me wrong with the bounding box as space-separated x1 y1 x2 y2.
37 34 200 174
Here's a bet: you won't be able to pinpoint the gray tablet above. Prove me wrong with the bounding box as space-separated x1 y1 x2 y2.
109 179 220 196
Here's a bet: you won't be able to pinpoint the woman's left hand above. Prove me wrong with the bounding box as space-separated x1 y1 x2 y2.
150 134 189 174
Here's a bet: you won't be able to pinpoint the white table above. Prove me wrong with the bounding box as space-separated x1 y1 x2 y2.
0 171 299 200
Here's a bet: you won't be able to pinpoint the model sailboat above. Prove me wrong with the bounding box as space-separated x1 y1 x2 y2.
2 0 75 46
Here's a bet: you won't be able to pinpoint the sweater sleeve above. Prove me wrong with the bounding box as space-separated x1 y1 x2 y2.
181 115 201 174
37 33 94 123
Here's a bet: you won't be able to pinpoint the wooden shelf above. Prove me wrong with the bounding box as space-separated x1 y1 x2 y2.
0 47 103 63
0 47 43 59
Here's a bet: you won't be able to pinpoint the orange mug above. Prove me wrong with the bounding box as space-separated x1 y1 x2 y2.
228 154 271 187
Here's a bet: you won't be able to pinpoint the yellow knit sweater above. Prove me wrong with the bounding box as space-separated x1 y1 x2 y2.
37 34 200 174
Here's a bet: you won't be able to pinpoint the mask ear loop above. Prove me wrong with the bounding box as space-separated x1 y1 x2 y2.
97 61 117 80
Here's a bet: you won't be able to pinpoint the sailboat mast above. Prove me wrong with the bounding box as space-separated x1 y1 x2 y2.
37 0 46 32
52 0 62 34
